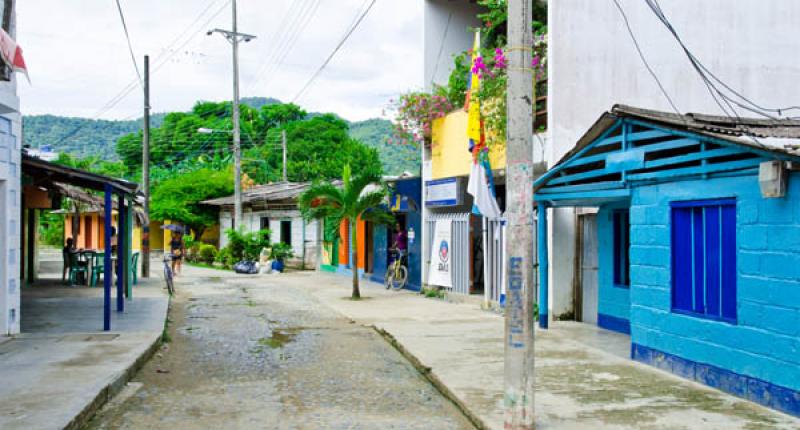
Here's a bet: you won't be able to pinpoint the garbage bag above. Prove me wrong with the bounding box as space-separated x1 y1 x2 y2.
233 260 258 274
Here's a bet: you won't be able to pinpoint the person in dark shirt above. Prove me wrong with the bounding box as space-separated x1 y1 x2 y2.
170 232 185 276
392 222 408 261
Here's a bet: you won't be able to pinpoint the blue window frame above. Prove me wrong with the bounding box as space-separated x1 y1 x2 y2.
613 210 630 288
670 199 737 323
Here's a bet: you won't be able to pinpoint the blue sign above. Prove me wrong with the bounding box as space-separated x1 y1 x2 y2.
425 178 461 207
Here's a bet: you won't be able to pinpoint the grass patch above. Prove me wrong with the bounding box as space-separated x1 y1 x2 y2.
161 316 172 343
422 287 445 299
186 262 229 271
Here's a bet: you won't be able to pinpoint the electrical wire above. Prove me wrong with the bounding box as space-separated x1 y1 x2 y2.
610 0 681 117
54 1 231 144
114 0 143 87
644 0 800 120
291 0 377 103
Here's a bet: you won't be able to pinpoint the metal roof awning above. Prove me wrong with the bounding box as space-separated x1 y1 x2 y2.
22 154 139 195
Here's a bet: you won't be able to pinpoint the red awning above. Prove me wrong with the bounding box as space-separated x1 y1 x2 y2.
0 27 28 82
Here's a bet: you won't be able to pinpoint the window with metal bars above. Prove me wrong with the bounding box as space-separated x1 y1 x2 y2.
670 199 737 323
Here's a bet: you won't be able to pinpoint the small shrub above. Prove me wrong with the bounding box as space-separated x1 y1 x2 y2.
225 228 271 261
269 242 294 262
199 244 217 265
216 246 235 269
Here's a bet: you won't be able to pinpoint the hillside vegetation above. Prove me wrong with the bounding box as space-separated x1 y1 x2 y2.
22 97 418 175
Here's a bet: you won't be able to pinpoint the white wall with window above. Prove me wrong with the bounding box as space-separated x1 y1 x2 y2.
0 0 20 336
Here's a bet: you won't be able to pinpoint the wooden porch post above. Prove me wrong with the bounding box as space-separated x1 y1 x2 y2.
103 184 112 331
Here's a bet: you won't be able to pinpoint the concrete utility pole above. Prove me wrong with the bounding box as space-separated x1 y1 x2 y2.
503 0 535 428
207 0 256 229
141 54 150 278
282 129 287 181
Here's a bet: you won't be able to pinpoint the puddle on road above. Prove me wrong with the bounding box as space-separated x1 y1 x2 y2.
251 327 303 354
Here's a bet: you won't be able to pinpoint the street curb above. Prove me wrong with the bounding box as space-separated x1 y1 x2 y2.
62 299 170 430
372 325 489 430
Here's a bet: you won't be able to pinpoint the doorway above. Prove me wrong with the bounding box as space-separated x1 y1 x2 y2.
280 220 291 246
576 213 599 324
364 222 374 273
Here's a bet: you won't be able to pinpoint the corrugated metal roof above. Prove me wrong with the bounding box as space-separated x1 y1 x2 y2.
202 181 310 206
551 105 800 174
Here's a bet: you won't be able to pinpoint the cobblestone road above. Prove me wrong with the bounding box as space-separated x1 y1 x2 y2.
84 266 474 430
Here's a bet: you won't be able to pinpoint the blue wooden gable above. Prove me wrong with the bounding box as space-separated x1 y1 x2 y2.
534 117 800 207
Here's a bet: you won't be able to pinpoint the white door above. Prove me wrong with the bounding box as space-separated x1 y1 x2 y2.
580 214 599 324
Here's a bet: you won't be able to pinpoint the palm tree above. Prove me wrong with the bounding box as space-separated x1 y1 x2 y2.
299 165 393 299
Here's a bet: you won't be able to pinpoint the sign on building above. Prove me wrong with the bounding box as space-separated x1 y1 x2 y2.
428 219 452 287
425 177 460 207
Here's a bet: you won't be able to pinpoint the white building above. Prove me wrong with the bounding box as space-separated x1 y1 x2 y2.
547 0 800 321
0 0 22 336
204 182 321 268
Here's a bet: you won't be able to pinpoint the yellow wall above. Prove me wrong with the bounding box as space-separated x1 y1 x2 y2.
430 110 506 179
63 212 145 250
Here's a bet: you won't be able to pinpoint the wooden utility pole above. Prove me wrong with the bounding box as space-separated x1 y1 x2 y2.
282 129 287 181
503 0 535 428
141 54 150 278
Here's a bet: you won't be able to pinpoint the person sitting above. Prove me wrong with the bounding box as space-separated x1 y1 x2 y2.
62 237 75 282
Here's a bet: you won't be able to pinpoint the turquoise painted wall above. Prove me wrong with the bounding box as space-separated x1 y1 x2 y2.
597 205 631 325
629 172 800 392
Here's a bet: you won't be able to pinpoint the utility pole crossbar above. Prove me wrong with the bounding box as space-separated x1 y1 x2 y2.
207 0 256 230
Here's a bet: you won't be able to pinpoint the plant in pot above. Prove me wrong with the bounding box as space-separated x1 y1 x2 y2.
269 242 294 273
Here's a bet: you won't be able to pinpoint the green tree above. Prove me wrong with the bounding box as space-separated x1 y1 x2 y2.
298 164 392 299
150 168 233 238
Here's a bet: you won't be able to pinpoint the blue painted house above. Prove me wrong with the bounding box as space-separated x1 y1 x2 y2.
370 176 423 291
534 105 800 416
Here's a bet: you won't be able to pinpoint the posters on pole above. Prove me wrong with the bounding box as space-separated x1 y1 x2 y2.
428 220 452 287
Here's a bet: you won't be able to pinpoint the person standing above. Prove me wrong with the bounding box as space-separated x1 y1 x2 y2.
170 232 185 276
392 222 408 262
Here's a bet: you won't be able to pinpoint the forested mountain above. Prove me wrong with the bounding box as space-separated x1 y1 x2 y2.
22 96 418 175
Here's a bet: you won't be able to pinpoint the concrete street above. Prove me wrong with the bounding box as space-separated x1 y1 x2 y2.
84 265 474 429
254 270 800 430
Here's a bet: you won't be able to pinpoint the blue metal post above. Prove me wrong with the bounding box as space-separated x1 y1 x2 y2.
538 202 549 329
103 184 112 331
117 193 125 312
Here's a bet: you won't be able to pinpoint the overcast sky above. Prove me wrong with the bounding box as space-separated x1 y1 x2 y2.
17 0 423 122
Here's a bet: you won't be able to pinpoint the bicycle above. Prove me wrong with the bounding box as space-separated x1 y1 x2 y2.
384 248 408 290
163 254 175 296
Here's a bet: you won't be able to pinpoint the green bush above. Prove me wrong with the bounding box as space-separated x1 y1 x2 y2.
269 242 294 262
216 246 235 269
225 228 271 261
39 211 65 247
198 244 217 265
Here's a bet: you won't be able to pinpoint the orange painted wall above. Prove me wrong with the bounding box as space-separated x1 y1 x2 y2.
338 219 349 265
356 217 365 269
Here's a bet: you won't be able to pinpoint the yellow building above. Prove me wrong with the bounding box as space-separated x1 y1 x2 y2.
430 110 506 180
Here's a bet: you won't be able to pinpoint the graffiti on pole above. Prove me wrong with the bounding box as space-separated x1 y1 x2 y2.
507 256 525 349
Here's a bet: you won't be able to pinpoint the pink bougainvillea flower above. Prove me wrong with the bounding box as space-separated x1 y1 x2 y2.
472 56 489 76
531 55 540 68
494 48 507 69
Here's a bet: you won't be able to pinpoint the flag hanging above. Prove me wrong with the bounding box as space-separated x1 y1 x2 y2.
0 27 29 83
464 31 500 219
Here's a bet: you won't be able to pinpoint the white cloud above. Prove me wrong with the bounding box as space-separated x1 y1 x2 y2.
17 0 423 121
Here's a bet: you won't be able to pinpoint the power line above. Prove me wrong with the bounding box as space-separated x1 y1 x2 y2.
610 0 681 117
54 1 231 145
292 0 377 103
114 0 143 86
644 0 800 120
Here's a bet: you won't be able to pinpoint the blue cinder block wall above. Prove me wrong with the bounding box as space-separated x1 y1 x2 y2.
597 204 631 334
629 172 800 416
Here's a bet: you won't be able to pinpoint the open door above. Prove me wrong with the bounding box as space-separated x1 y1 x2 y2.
576 213 599 324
